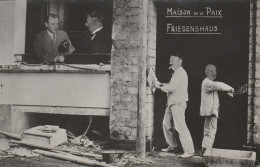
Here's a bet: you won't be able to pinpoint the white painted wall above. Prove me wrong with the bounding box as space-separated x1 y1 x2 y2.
0 72 110 108
0 1 16 65
0 0 27 65
14 0 27 56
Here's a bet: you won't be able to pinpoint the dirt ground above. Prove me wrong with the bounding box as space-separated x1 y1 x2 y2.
0 151 206 167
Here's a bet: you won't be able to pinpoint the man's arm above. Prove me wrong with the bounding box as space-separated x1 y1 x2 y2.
64 32 75 54
205 80 234 92
34 35 56 63
160 72 183 92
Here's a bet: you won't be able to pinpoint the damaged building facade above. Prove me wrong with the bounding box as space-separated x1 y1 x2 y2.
0 0 259 157
0 0 156 149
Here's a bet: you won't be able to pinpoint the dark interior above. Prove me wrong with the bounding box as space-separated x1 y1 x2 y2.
154 0 249 150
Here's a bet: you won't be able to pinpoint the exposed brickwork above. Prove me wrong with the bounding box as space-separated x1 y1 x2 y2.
248 0 256 145
110 0 143 140
249 0 260 145
110 0 156 141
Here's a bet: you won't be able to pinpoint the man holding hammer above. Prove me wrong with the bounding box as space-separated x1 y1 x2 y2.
155 54 195 158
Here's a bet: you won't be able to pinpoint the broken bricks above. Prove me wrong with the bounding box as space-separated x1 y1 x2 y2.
8 147 39 158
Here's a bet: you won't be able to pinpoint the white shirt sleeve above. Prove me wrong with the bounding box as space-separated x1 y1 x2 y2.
205 80 233 92
161 71 183 92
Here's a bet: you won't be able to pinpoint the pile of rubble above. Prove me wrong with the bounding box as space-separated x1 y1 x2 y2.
0 125 155 167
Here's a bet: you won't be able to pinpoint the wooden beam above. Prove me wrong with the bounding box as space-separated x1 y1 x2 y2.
136 0 148 159
0 131 21 140
0 64 111 73
57 147 103 160
33 149 116 167
12 105 109 116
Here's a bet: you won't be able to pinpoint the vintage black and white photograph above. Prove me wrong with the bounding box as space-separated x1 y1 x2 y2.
0 0 258 166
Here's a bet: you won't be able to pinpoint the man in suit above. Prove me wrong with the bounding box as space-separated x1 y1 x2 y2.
200 64 234 155
34 14 75 63
74 10 112 64
155 54 195 158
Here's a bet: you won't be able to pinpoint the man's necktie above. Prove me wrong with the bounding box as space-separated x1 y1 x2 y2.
52 33 56 48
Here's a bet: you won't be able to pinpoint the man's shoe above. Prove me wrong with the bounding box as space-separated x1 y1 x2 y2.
179 152 194 158
161 146 175 152
203 149 211 156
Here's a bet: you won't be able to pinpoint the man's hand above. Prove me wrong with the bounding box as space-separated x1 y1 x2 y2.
154 80 163 89
227 87 234 97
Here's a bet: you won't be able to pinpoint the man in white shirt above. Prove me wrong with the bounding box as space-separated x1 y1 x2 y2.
155 54 195 158
200 64 234 155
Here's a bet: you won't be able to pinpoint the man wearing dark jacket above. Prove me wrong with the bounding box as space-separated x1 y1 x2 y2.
75 10 112 54
72 10 111 64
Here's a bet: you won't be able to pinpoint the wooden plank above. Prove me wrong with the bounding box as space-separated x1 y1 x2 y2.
33 149 116 167
57 147 103 160
101 150 125 154
12 105 109 116
0 131 21 140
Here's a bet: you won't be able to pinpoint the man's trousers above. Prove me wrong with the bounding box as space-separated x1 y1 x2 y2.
202 116 217 150
163 102 194 153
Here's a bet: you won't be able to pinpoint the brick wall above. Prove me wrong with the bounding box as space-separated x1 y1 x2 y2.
247 0 256 145
256 0 260 144
249 0 260 145
110 0 156 141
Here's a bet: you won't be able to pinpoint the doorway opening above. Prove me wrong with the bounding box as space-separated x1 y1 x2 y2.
154 0 249 150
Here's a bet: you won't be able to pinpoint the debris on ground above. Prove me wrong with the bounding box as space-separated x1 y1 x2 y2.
0 139 10 151
67 135 102 153
115 152 159 166
0 127 157 167
101 150 125 164
0 155 15 158
8 147 39 157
